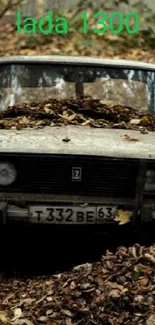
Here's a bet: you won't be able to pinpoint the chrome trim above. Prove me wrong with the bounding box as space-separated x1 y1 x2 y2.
0 56 155 71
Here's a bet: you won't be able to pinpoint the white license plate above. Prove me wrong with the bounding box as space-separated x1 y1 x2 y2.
29 206 117 224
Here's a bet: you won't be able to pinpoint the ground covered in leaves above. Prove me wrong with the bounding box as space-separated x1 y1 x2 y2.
1 245 155 325
0 96 155 132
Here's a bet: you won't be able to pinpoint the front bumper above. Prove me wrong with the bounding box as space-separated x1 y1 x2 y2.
0 199 155 225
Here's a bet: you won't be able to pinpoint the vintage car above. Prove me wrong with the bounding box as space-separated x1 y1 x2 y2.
0 55 155 229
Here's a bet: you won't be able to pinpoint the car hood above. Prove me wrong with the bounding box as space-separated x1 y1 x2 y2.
0 125 154 159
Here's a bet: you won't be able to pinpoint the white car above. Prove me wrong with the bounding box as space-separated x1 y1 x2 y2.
0 55 155 227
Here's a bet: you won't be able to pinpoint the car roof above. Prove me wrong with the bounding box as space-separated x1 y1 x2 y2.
0 56 155 71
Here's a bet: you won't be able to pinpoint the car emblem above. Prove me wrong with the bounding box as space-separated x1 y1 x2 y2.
72 167 82 181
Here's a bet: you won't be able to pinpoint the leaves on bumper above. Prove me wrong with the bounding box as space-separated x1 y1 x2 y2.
114 210 131 225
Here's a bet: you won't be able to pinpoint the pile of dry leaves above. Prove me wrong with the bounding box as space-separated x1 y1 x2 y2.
1 244 155 325
0 97 155 132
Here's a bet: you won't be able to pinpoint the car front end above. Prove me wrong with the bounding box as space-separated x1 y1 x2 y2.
0 56 155 229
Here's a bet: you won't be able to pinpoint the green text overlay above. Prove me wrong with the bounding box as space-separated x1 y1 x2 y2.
16 10 140 35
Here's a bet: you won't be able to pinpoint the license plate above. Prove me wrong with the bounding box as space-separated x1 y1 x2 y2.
29 206 117 224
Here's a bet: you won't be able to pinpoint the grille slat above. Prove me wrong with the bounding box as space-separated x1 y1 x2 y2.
0 154 140 198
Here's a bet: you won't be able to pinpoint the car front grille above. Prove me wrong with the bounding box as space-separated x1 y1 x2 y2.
0 154 139 198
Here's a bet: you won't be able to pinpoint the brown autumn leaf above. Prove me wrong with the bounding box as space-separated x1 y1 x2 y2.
109 289 123 298
70 281 76 290
37 316 48 322
97 276 104 287
146 314 155 325
144 253 155 264
61 310 74 317
138 276 149 287
105 282 128 292
21 298 36 306
134 263 153 274
65 318 73 325
123 134 140 142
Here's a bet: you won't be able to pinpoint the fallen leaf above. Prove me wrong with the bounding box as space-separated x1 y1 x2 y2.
129 118 141 125
105 282 127 292
12 308 22 322
44 107 52 114
134 313 143 317
146 314 155 325
139 276 149 287
133 295 144 304
123 134 140 142
22 298 36 306
132 246 137 259
109 289 122 298
44 103 52 108
61 310 73 317
97 276 104 287
132 271 141 281
114 210 131 225
144 253 155 264
47 289 54 295
46 310 53 316
0 311 8 323
70 281 76 290
134 264 152 274
67 114 76 121
81 120 91 125
46 296 53 302
18 116 29 125
12 320 34 325
73 263 92 271
66 318 73 325
80 283 90 289
140 116 152 126
37 316 48 322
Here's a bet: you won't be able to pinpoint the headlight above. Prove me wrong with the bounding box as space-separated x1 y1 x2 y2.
0 162 17 186
144 170 155 192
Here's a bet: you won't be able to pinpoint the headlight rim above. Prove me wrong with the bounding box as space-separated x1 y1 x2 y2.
0 161 17 186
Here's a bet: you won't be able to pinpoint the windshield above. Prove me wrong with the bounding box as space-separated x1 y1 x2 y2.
0 63 154 113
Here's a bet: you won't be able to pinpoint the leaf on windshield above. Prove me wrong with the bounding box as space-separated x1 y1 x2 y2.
114 210 131 225
11 319 34 325
0 311 8 323
0 96 155 131
12 308 23 321
129 119 141 125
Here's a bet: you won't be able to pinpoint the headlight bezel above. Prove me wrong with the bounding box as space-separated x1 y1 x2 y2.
0 161 17 186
